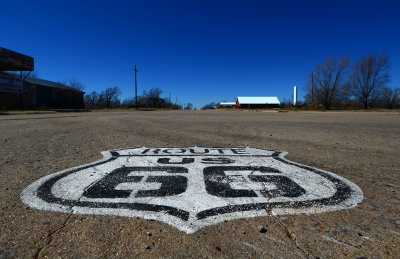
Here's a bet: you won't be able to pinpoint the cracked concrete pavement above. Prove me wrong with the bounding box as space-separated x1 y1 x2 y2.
0 110 399 258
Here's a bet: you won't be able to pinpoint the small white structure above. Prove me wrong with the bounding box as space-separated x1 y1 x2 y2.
293 86 297 105
218 102 236 107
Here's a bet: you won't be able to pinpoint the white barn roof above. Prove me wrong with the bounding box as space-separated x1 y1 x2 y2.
236 97 280 104
219 102 236 105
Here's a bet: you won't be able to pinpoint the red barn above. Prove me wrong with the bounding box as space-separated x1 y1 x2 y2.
236 97 280 109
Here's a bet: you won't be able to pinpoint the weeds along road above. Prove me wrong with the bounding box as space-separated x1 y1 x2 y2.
0 110 399 258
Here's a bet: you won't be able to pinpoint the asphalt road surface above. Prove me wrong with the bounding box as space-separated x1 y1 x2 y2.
0 110 399 258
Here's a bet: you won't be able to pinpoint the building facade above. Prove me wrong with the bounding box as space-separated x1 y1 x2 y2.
0 72 84 109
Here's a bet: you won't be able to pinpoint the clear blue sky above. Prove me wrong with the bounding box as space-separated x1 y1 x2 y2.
1 0 399 108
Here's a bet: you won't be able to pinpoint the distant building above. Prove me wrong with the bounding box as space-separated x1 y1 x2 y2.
235 96 280 109
217 102 236 109
0 72 84 109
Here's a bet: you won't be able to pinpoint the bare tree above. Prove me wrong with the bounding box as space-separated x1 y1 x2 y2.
305 57 350 109
279 97 294 108
350 52 390 109
101 86 121 108
68 78 85 91
122 97 135 108
84 91 103 108
58 78 85 91
378 87 399 109
184 103 193 110
201 102 217 110
147 88 163 107
139 88 165 108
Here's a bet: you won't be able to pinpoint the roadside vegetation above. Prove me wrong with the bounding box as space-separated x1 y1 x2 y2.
58 51 400 111
84 87 192 110
9 52 398 112
298 52 399 110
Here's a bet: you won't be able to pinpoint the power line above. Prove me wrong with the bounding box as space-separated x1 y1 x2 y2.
30 0 97 43
0 6 96 59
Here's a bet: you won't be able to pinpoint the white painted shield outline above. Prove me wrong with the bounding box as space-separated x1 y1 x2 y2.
21 147 363 234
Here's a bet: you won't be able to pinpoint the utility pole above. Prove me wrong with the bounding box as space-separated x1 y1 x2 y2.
135 65 138 109
311 71 314 103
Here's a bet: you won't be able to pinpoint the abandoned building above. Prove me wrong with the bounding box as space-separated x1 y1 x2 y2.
0 47 84 109
0 72 84 109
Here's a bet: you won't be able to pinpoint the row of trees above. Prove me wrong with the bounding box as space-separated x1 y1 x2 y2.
303 52 399 109
10 71 193 109
84 87 192 109
84 86 122 108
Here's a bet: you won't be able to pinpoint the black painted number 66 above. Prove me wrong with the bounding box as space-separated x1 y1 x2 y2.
83 166 305 199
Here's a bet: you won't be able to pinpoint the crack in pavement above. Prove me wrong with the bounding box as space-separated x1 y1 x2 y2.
262 189 310 258
340 213 350 224
34 212 73 259
249 162 310 258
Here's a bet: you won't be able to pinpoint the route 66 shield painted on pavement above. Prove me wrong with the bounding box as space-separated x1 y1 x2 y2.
21 147 363 234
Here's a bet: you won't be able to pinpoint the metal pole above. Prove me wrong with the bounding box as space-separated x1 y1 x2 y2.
135 65 138 109
311 71 314 103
